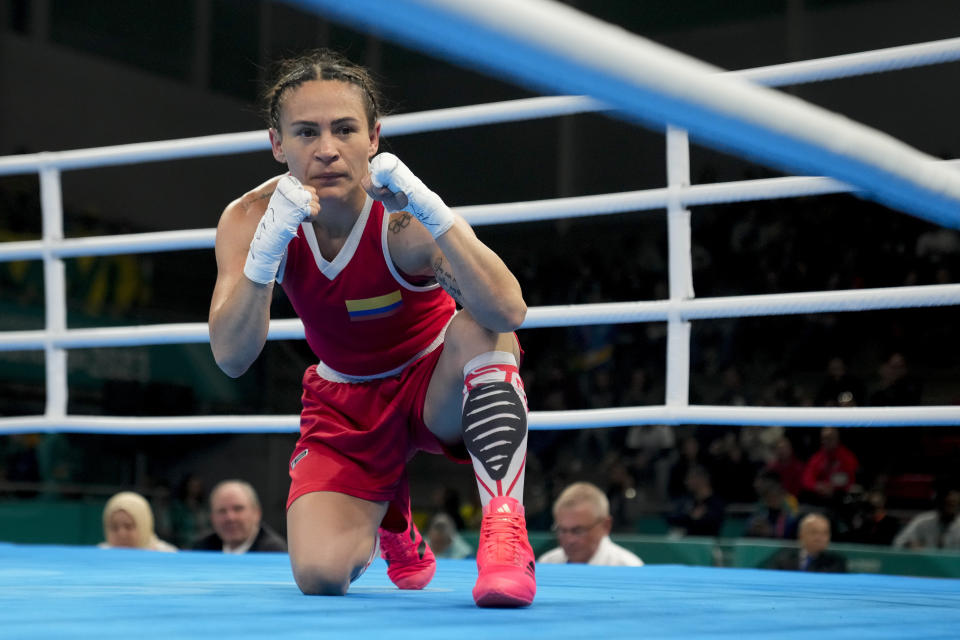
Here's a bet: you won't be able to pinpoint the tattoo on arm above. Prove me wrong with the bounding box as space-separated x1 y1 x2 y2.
241 190 275 216
389 213 412 234
433 256 464 305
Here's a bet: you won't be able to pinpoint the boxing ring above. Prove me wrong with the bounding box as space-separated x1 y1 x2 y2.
3 542 960 640
2 0 960 637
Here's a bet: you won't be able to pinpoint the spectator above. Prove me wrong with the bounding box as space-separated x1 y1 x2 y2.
800 427 859 506
716 365 750 406
426 513 473 560
745 469 799 540
739 425 784 467
623 423 674 504
766 513 847 573
842 488 901 546
765 436 805 498
620 369 657 408
667 435 707 500
170 474 210 549
1 434 41 497
893 488 960 550
191 480 286 553
915 227 960 262
99 491 177 552
605 461 644 529
151 480 175 544
707 431 759 503
815 356 866 407
665 466 726 537
538 481 643 566
869 351 922 406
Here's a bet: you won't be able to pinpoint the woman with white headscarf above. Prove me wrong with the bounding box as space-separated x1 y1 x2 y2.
99 491 177 552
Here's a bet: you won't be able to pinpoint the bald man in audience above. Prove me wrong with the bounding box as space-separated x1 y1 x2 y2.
538 481 643 566
191 480 287 553
766 512 847 573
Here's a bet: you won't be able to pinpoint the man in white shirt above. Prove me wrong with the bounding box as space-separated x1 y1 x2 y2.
538 481 643 566
893 488 960 550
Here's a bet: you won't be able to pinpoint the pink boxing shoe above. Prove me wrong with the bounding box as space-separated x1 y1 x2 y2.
379 518 436 590
472 496 536 607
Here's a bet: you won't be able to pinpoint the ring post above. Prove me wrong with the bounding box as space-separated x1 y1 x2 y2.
665 126 692 410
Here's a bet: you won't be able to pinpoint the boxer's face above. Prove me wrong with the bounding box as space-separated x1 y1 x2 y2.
270 80 380 207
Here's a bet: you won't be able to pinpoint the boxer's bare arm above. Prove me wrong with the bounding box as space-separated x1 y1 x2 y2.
369 156 525 333
209 177 319 377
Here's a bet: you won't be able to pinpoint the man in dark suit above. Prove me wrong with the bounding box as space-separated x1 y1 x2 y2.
191 479 287 553
766 512 847 573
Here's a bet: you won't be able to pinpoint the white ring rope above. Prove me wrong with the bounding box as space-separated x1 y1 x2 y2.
1 38 958 177
0 229 217 262
3 163 960 263
2 14 960 430
294 0 960 229
0 132 270 176
736 36 960 86
1 404 958 435
2 282 959 352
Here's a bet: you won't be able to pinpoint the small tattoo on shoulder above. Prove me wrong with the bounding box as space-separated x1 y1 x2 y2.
389 213 412 234
258 190 274 201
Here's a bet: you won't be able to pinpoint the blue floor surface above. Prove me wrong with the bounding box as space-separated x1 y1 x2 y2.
2 542 960 639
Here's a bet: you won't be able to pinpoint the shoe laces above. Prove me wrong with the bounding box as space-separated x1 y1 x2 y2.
480 511 526 564
380 529 416 562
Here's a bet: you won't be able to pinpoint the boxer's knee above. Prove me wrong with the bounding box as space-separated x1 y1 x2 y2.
292 547 373 596
444 311 518 368
293 561 353 596
289 529 378 596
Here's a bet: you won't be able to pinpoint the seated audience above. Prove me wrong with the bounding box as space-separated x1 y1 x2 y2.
869 351 922 406
841 488 901 546
99 491 177 552
665 465 726 537
739 425 784 467
170 473 210 548
893 487 960 550
745 469 799 540
622 422 674 501
766 513 847 573
667 435 707 500
765 436 804 499
815 356 866 407
539 481 643 566
706 431 759 503
800 427 859 505
426 512 473 559
191 479 286 553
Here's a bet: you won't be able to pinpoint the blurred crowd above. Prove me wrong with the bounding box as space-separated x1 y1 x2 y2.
489 187 960 548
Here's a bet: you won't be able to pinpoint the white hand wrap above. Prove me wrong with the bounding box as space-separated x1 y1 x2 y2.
243 175 313 285
369 153 455 239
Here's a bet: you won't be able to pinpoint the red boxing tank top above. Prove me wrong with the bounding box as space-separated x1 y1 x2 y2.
279 198 456 378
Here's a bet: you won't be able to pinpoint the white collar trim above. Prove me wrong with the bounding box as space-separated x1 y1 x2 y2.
300 196 373 280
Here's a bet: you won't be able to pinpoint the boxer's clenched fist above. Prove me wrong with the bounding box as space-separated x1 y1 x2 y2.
365 153 455 239
244 175 319 285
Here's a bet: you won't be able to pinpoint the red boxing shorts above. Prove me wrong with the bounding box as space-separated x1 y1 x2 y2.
286 345 468 532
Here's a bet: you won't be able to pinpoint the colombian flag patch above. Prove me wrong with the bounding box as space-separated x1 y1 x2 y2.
345 290 403 321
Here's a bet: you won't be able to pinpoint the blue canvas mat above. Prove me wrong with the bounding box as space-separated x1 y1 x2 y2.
2 543 959 639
